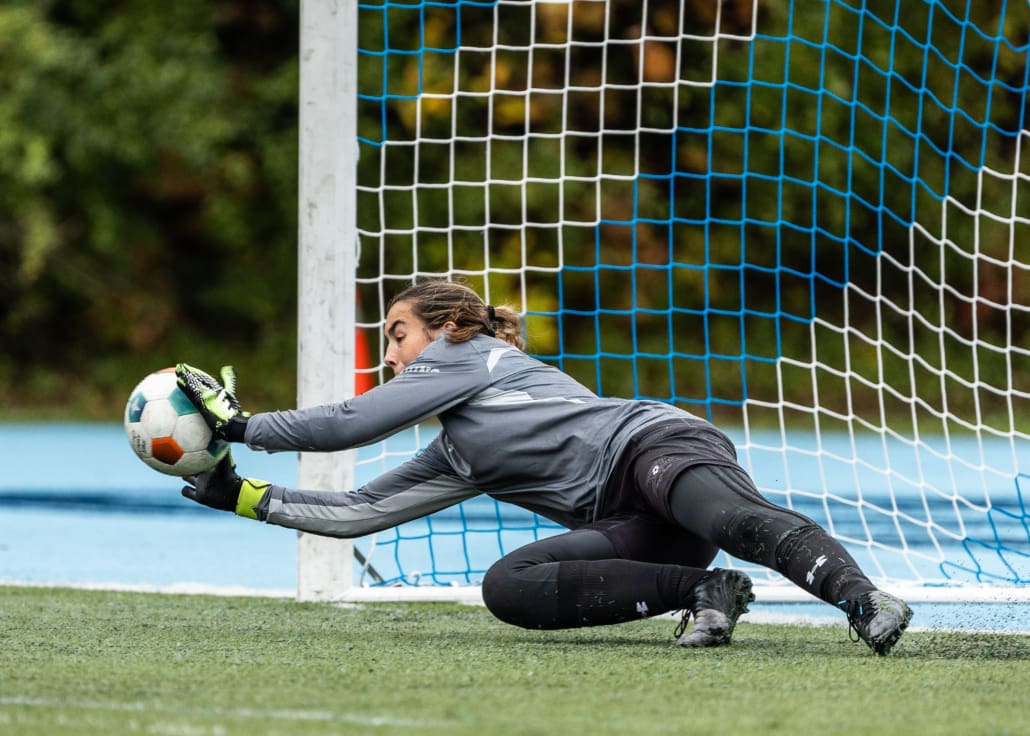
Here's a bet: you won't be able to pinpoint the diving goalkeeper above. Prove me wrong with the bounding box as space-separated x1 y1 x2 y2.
177 279 912 654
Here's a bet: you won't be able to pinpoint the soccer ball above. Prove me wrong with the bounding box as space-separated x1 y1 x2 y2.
124 368 230 476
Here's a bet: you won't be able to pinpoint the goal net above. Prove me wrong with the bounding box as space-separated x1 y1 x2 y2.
301 0 1029 601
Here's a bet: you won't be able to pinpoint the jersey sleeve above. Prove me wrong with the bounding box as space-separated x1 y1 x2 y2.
252 435 479 538
244 337 491 452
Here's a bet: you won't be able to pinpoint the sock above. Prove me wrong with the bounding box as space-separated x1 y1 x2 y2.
775 525 877 604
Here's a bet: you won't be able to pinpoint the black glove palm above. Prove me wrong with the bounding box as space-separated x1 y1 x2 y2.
182 455 244 512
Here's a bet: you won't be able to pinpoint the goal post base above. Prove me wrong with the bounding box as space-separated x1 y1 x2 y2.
334 585 486 605
321 583 1030 605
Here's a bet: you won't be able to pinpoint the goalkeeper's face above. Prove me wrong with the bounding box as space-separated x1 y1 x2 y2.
384 300 449 374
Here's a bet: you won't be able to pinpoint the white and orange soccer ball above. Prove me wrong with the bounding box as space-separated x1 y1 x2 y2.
124 368 230 476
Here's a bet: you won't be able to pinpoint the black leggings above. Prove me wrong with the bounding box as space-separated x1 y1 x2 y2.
481 464 875 629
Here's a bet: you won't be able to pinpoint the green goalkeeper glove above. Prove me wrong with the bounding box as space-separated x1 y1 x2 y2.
181 454 270 519
176 363 249 441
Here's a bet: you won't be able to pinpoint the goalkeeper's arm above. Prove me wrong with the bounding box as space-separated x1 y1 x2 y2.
181 437 479 538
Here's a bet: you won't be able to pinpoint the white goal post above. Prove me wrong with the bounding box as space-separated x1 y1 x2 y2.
296 0 359 602
296 0 1030 605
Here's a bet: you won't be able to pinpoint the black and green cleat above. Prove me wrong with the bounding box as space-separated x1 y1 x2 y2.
839 590 913 655
675 568 755 648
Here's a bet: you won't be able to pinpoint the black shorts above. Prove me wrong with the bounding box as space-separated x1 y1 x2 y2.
600 418 741 524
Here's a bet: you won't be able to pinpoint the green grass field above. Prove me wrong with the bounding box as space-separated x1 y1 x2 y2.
1 586 1027 736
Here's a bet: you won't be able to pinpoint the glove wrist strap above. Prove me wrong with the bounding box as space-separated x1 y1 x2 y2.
226 415 249 443
235 478 270 520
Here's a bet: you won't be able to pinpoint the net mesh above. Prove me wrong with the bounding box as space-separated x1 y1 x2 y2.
349 0 1029 590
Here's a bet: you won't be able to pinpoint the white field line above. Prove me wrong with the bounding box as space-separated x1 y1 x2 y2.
10 580 1017 605
0 579 294 598
0 696 452 729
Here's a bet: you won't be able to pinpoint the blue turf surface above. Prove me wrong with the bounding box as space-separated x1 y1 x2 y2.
1 423 1026 632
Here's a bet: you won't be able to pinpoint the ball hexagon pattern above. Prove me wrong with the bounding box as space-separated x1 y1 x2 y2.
124 368 230 476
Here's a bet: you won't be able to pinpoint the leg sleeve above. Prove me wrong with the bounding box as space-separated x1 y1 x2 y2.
668 464 875 604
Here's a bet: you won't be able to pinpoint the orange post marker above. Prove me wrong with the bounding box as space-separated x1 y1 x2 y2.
355 324 375 395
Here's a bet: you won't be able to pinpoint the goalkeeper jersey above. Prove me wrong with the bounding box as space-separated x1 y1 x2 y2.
243 333 738 537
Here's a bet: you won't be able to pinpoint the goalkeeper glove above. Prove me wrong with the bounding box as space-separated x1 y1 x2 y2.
176 363 249 441
181 454 270 519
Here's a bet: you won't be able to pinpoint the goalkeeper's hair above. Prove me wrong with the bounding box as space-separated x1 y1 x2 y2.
388 279 525 350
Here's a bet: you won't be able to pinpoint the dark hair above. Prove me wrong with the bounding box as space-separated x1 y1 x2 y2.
387 280 524 350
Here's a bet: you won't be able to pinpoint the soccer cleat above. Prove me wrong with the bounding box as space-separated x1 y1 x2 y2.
674 568 755 648
838 590 913 655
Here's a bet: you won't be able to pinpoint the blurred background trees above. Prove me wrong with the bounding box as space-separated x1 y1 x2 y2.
1 1 301 416
1 0 1025 420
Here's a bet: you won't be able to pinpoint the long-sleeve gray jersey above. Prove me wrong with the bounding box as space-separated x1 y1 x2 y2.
243 333 738 538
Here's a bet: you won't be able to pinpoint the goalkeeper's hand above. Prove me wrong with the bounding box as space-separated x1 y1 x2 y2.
181 454 270 519
176 363 249 441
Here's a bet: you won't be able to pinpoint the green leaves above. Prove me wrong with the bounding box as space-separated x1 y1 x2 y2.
0 2 300 414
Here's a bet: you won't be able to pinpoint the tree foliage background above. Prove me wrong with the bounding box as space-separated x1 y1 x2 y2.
1 0 1026 422
1 0 300 416
347 0 1026 431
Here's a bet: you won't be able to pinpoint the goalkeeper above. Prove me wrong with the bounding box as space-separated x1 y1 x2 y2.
178 279 912 655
